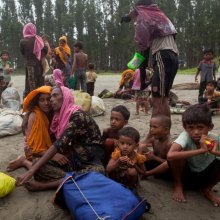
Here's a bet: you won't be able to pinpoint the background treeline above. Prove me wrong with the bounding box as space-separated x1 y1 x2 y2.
0 0 220 71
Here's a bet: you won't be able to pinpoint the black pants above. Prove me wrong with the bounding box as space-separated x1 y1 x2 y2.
87 82 95 96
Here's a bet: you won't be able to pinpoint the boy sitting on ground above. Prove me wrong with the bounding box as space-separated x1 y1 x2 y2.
106 127 146 189
138 115 172 179
167 104 220 206
102 105 130 164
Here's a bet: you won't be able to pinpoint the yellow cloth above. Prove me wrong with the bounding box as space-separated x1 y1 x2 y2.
111 148 146 164
27 107 52 154
55 36 71 65
119 69 134 87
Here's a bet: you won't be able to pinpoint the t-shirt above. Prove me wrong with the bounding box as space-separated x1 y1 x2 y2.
197 60 216 83
86 71 97 83
174 131 220 173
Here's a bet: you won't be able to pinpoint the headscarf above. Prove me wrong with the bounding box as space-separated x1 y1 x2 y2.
50 86 82 139
23 23 44 60
55 36 71 65
53 69 64 86
119 69 134 87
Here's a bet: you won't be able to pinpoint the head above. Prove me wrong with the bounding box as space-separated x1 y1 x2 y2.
23 23 36 38
0 50 9 61
182 104 213 143
44 74 55 86
88 63 95 70
42 34 49 42
149 115 171 140
110 105 130 130
74 41 83 52
203 49 214 61
59 36 67 47
53 69 64 86
50 86 63 112
118 127 140 156
206 80 217 92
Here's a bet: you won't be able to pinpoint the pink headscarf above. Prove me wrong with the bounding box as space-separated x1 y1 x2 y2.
50 86 82 139
53 69 64 86
23 23 44 60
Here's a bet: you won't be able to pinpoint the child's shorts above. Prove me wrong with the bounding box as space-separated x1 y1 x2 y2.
183 159 220 190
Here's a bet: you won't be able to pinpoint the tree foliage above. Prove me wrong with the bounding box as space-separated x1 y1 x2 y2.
0 0 220 70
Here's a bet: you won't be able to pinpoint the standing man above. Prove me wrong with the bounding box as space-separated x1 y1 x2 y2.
71 41 88 92
121 0 179 117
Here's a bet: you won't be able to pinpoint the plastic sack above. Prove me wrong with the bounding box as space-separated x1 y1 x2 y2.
0 109 22 137
0 172 16 198
127 52 145 70
89 96 105 117
54 172 148 220
72 90 91 112
1 87 21 111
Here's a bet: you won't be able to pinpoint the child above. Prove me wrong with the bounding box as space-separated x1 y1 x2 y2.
86 63 97 96
203 80 220 111
132 68 152 115
102 105 130 164
138 115 172 179
195 49 216 103
167 104 220 206
106 127 146 189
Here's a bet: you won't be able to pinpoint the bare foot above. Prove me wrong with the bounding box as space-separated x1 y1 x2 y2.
25 180 48 192
7 155 26 172
202 188 220 207
172 184 187 203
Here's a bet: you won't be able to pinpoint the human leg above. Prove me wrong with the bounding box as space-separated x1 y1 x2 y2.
145 161 169 177
25 179 62 191
151 96 170 117
198 81 206 103
136 100 140 115
7 155 32 171
80 70 87 92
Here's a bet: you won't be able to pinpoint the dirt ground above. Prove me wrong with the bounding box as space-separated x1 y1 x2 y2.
0 74 220 220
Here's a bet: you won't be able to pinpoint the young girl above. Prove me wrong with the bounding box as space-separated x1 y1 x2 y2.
106 127 146 189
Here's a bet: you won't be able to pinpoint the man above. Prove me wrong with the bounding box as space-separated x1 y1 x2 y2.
121 0 179 117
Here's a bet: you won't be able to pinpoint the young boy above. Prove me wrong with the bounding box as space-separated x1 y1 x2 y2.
195 49 216 103
86 63 97 96
138 115 172 178
106 127 146 189
102 105 130 164
167 104 220 206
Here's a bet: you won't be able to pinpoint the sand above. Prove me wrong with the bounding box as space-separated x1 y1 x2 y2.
0 74 220 220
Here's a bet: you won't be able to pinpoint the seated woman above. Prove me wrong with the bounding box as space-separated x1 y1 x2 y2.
7 86 53 171
114 69 135 99
54 36 71 87
16 86 105 191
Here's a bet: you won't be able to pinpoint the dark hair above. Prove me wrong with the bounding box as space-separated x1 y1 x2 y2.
74 41 83 49
1 50 9 56
118 127 140 143
111 105 130 120
42 34 49 40
135 0 155 6
27 93 42 111
203 48 214 55
153 115 172 129
206 80 217 88
182 104 212 127
88 63 95 70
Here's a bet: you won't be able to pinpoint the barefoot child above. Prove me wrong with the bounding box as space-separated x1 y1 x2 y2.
167 104 220 206
102 105 130 164
106 127 146 189
138 115 172 178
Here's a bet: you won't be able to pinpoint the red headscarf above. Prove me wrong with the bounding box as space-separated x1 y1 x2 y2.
50 86 82 139
23 23 44 60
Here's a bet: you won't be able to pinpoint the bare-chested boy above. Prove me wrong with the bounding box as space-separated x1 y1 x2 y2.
138 115 172 178
71 41 88 92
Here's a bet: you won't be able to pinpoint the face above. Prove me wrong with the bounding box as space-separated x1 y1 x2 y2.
1 53 8 61
74 46 80 53
110 111 127 130
206 83 215 92
204 52 213 61
59 40 66 47
118 135 137 156
50 87 63 111
184 123 213 143
149 118 167 139
38 93 51 113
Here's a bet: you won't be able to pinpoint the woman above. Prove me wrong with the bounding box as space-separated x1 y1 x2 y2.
16 86 105 191
20 23 45 98
7 86 52 171
54 36 71 86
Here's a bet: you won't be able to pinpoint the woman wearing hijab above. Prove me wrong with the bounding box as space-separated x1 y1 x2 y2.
16 86 105 191
20 23 45 98
54 36 72 86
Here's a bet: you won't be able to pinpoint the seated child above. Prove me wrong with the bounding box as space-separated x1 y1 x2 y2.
138 115 172 179
167 104 220 206
102 105 130 164
106 127 146 189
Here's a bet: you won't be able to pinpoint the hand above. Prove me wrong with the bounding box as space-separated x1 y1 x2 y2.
59 46 63 52
199 135 209 153
119 156 130 164
52 153 70 165
145 151 156 160
16 170 34 186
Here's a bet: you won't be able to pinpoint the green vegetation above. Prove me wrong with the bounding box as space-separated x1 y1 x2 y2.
177 68 196 75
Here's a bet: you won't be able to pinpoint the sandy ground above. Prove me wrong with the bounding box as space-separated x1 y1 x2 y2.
0 74 220 220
